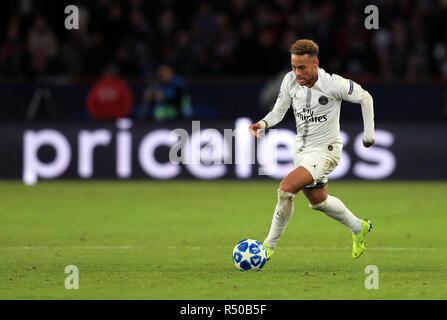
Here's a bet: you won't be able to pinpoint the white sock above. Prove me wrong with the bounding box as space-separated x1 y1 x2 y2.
264 189 295 250
310 195 363 235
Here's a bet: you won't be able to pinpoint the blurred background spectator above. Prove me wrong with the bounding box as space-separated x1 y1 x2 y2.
27 15 59 76
1 0 445 81
0 0 445 121
86 67 133 120
136 64 192 121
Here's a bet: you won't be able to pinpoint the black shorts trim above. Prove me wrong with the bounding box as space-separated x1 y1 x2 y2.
303 182 328 189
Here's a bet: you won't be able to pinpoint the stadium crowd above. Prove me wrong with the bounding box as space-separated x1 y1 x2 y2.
0 0 446 82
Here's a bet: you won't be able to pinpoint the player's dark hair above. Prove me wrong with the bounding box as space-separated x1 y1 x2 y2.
290 39 319 57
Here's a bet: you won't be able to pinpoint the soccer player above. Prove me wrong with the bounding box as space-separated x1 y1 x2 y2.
249 39 374 260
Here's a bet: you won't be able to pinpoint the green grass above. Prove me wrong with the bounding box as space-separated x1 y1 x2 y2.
0 180 446 299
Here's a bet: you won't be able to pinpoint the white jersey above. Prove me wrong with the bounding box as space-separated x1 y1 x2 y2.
262 68 374 151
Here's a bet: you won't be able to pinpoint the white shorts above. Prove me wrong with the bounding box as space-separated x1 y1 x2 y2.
293 143 342 189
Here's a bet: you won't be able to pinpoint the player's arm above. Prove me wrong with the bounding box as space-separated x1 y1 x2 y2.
357 88 375 147
249 74 292 138
332 76 375 147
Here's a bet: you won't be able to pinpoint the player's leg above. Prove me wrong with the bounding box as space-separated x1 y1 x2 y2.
303 185 363 234
263 166 314 258
278 166 314 194
304 185 372 258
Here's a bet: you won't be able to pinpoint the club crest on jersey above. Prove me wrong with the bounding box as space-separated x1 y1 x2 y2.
318 96 328 105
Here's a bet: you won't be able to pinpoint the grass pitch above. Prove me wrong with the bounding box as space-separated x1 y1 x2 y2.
0 180 446 300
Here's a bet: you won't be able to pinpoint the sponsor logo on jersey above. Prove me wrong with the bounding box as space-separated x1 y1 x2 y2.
295 108 328 123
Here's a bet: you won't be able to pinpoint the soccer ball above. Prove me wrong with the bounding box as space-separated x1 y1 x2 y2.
232 239 267 271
